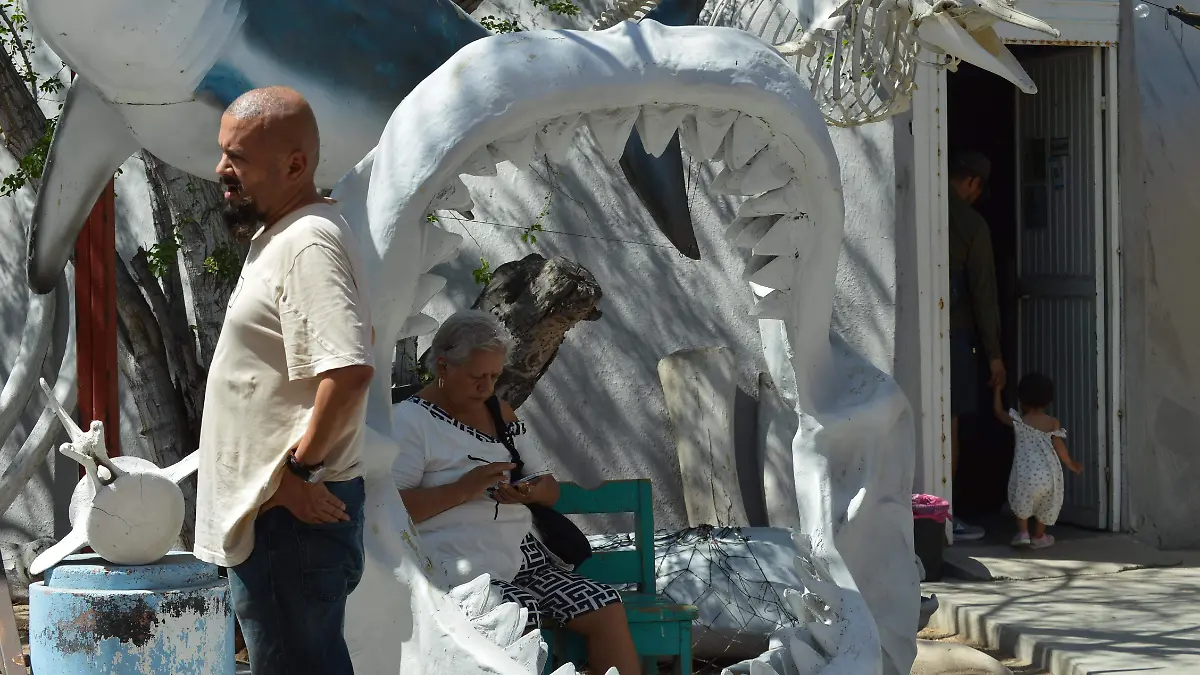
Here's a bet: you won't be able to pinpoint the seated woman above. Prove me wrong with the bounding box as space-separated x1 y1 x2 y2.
392 309 640 675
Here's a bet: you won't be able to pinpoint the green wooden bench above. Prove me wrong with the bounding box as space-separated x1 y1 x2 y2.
541 479 698 675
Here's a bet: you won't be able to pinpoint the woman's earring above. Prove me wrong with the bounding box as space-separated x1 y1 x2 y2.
438 377 444 389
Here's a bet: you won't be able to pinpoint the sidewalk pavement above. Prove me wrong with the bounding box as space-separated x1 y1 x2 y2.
924 524 1200 675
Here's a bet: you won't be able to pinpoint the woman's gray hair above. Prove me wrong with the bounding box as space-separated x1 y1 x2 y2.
426 309 515 370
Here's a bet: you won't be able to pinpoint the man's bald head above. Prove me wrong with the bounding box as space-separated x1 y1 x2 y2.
225 86 321 169
216 87 324 234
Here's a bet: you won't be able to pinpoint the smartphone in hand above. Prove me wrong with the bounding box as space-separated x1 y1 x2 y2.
511 469 552 486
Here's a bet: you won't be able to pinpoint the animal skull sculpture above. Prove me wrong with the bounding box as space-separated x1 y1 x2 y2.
27 380 199 576
700 0 1060 125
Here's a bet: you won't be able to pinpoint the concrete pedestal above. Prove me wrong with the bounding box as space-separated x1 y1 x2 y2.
29 552 234 674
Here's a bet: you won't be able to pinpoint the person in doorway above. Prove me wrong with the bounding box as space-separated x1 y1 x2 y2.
392 310 641 675
948 151 1007 542
992 373 1083 549
193 86 375 675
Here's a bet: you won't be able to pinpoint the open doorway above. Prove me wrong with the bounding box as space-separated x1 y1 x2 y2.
946 46 1111 531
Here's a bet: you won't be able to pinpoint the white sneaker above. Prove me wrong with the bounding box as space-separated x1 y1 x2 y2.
1030 534 1055 549
1011 532 1031 547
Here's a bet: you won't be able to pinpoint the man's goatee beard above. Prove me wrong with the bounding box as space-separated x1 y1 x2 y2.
222 201 263 242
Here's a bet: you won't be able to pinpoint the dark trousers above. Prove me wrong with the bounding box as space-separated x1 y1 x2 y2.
950 331 981 417
228 478 365 675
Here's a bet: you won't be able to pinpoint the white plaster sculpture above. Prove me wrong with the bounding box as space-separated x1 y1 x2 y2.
701 0 1061 126
329 19 895 675
2 0 1058 671
757 373 800 530
27 379 199 576
659 347 749 528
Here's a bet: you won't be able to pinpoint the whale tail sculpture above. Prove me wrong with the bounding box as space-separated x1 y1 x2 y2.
18 0 704 293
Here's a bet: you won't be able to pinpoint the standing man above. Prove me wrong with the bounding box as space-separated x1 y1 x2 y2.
947 151 1006 542
193 86 375 674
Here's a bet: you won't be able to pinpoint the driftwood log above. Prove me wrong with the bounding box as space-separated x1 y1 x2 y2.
477 254 603 408
399 254 602 409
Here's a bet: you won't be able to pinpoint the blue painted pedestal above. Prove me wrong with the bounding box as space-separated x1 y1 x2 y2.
29 551 235 674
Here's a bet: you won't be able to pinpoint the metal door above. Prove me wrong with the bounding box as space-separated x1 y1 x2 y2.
1015 47 1107 528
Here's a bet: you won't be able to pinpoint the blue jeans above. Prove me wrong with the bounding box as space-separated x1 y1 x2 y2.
229 478 365 675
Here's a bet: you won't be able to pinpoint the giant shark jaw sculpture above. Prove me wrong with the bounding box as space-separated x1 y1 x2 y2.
329 19 917 675
18 0 698 293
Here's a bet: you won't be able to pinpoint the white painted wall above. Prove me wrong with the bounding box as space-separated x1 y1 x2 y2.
1117 0 1200 549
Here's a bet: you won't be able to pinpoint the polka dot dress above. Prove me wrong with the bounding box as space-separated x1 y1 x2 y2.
1007 409 1066 524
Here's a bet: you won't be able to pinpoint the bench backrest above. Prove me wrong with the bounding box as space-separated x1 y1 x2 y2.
554 479 654 593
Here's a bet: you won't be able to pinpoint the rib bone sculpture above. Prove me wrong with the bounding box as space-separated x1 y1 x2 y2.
699 0 1060 126
27 379 200 576
2 0 1056 672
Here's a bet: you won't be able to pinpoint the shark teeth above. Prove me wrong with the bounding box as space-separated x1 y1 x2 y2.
411 273 447 312
753 214 809 257
713 145 793 196
404 103 817 394
472 601 528 647
460 146 499 177
634 104 694 157
751 290 791 320
502 630 545 671
680 108 739 161
399 313 439 339
739 182 807 219
490 129 537 167
448 574 498 617
732 215 780 250
585 108 641 161
536 113 583 163
430 176 474 212
745 255 794 291
419 222 464 267
723 114 772 170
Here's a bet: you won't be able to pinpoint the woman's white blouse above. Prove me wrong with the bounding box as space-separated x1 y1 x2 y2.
391 397 551 587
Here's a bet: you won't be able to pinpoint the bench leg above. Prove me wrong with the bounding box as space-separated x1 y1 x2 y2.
673 622 692 675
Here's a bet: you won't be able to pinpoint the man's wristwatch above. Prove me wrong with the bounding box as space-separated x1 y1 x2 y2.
286 451 326 484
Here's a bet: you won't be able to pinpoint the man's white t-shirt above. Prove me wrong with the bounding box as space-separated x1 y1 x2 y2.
194 203 373 568
391 397 551 588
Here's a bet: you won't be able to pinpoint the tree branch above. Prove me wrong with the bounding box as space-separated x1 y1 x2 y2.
0 33 46 160
115 258 197 546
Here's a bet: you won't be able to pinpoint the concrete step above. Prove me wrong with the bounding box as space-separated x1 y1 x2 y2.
925 562 1200 675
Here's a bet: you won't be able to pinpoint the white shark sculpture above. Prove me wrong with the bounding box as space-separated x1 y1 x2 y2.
2 1 1056 673
329 19 904 675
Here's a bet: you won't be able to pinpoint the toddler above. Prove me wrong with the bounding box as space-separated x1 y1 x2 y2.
992 373 1083 548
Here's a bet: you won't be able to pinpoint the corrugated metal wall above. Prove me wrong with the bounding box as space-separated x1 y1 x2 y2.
1017 48 1106 528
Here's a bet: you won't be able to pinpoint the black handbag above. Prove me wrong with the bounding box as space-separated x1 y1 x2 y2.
484 396 593 566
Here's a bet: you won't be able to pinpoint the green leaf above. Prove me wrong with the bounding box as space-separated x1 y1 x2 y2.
472 257 493 286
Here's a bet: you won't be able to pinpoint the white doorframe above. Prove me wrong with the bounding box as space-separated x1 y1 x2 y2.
912 64 951 506
911 44 1125 532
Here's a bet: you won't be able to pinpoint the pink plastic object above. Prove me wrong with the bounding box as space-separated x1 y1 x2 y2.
912 494 951 523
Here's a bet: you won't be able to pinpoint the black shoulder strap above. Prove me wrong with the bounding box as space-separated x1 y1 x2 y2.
485 396 524 477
